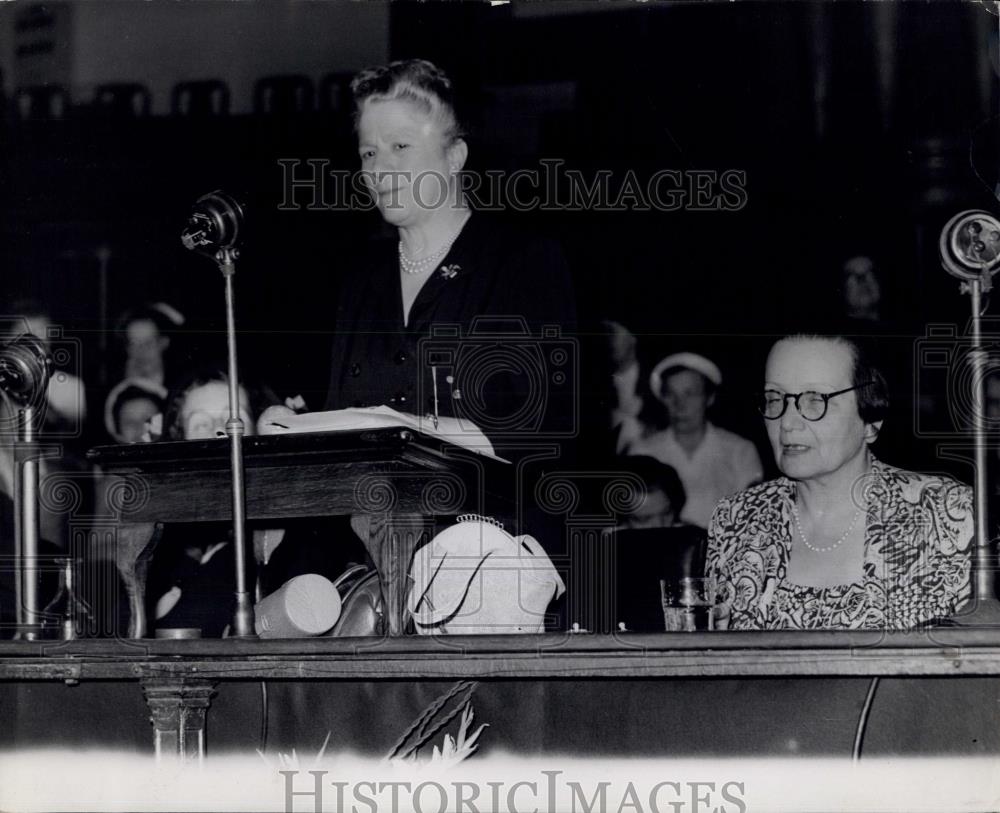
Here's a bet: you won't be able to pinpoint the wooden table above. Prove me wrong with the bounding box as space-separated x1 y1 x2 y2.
1 630 999 761
4 629 1000 680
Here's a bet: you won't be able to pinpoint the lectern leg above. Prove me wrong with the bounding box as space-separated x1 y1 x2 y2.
142 678 217 764
353 513 432 636
116 522 162 639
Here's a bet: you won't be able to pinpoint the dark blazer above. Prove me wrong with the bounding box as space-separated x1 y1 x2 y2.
324 213 577 445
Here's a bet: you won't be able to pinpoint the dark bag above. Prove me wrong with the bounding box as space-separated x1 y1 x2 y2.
324 564 385 637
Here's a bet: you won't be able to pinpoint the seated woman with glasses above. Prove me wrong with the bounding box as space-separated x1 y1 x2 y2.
706 334 973 630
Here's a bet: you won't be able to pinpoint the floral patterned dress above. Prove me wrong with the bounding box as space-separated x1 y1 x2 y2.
706 459 973 630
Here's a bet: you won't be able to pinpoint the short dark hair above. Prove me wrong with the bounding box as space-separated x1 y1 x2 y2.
618 455 687 518
778 335 890 424
846 338 890 424
351 59 464 143
110 384 164 426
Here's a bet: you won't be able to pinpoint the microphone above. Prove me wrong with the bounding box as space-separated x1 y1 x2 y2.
0 333 52 406
937 209 1000 621
180 190 245 255
939 210 1000 282
180 189 255 636
2 332 53 640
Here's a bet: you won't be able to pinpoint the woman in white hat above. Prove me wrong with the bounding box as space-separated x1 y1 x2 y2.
627 351 763 528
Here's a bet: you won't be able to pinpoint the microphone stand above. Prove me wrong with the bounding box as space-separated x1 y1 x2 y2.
215 245 255 639
940 210 1000 623
0 332 53 641
181 190 255 639
966 277 996 606
13 404 43 640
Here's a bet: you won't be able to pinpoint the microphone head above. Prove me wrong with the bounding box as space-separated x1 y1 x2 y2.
180 190 246 255
939 210 1000 281
0 333 53 406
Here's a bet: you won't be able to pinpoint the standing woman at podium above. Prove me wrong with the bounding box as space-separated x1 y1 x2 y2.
324 59 576 444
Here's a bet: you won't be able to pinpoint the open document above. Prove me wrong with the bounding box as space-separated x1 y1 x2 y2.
257 406 509 463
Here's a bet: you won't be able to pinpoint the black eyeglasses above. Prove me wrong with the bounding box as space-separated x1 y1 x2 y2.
758 383 873 422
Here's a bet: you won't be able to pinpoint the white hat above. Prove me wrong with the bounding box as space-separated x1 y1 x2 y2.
649 352 722 401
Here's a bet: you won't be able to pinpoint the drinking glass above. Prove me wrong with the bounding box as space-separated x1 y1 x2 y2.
660 576 717 631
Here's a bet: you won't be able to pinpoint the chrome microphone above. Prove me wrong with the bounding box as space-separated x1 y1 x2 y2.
179 189 256 637
939 210 1000 284
180 190 245 255
0 332 52 640
0 333 52 406
938 209 1000 615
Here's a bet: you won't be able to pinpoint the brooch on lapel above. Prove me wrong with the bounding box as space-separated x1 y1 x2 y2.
439 264 460 279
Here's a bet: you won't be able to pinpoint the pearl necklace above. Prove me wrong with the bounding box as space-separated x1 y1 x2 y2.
398 215 469 275
790 493 865 554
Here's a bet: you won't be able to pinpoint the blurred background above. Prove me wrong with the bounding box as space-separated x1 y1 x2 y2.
0 0 997 474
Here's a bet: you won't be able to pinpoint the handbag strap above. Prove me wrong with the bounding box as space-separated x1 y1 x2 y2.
408 551 495 627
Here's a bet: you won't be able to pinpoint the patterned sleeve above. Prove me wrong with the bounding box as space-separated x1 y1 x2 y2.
706 496 737 623
889 475 974 627
927 480 974 620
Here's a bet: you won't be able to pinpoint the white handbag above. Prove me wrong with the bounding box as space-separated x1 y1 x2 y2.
407 515 565 635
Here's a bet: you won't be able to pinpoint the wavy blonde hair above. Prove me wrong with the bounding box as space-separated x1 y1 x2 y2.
351 58 465 145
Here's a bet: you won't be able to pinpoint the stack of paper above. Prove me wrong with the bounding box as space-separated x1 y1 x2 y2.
257 405 508 463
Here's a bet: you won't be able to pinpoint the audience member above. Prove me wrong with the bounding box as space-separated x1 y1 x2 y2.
147 366 362 636
148 368 254 634
627 352 763 528
841 254 882 325
614 455 686 530
113 302 187 391
604 455 706 634
160 366 257 442
103 378 167 444
603 320 647 455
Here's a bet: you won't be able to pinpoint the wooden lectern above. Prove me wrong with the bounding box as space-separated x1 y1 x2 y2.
88 428 514 638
